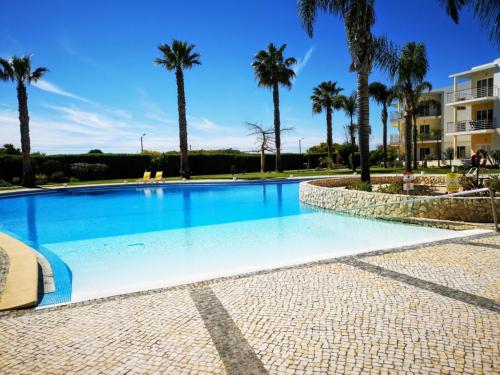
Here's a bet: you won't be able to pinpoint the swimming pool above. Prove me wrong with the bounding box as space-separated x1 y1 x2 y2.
0 180 479 305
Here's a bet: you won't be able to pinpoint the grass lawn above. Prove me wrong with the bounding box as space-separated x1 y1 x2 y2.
2 166 499 192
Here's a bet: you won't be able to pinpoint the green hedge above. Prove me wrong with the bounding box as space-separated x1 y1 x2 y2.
0 152 330 181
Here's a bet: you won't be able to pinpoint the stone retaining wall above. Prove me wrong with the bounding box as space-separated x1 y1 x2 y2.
300 177 499 223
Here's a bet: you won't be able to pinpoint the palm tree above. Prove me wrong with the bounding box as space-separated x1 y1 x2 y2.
431 127 442 167
298 0 378 182
369 82 396 168
411 91 442 169
380 42 430 173
440 0 499 44
252 43 296 172
0 55 48 187
155 40 201 179
311 81 344 162
341 92 358 172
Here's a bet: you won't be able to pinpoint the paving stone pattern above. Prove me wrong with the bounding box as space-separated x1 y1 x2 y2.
0 234 499 374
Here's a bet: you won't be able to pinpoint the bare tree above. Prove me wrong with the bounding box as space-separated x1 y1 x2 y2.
247 122 275 173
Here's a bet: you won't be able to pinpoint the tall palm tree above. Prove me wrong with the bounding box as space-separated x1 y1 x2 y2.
0 55 48 187
311 81 344 161
341 92 358 172
298 0 377 182
410 84 439 169
369 82 396 168
380 42 430 173
431 127 442 167
155 40 201 179
252 43 296 172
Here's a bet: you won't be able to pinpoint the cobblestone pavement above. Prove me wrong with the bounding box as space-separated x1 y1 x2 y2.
0 234 499 374
0 246 7 296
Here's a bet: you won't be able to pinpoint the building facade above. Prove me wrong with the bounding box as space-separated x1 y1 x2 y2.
390 58 500 164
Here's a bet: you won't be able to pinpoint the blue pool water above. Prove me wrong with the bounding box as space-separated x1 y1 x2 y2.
0 181 470 304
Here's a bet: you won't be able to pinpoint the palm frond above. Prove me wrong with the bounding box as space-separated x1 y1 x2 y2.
252 43 296 89
29 67 49 82
439 0 466 23
0 58 14 81
373 36 399 79
155 40 201 71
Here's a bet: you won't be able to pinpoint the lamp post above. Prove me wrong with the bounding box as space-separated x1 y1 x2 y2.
140 133 146 153
299 138 304 155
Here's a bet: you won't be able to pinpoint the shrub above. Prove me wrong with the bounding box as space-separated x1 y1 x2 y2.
42 160 62 175
0 179 12 187
88 149 103 154
12 177 20 185
69 177 80 182
49 171 69 183
346 181 372 192
35 173 48 185
378 182 404 194
488 175 500 192
70 163 108 180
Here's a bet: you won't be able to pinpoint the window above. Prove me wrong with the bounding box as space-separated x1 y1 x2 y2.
456 146 466 159
457 106 466 111
476 109 494 129
419 148 431 160
420 124 430 136
477 77 493 97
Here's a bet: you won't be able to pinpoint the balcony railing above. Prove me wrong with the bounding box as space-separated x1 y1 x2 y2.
390 111 403 121
446 119 496 133
446 85 499 104
389 134 399 144
417 134 434 141
390 109 441 121
417 108 441 117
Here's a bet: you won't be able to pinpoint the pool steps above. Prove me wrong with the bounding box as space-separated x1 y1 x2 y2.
0 233 39 311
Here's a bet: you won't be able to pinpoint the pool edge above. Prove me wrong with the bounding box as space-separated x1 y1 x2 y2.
0 229 494 317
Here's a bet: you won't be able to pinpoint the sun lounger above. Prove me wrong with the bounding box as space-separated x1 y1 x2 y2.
137 171 151 183
154 171 163 182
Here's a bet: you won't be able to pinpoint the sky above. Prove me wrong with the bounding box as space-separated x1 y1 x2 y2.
0 0 498 154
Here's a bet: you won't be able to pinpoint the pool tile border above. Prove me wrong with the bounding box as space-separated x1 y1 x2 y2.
0 231 497 319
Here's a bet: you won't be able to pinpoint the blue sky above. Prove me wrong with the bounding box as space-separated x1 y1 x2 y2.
0 0 498 154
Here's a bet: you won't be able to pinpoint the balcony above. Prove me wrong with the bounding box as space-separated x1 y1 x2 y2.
446 85 499 104
389 134 399 144
390 108 441 122
390 111 403 121
446 119 496 134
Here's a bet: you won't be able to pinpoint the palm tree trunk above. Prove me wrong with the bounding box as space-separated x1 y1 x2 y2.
260 145 265 173
175 68 190 179
404 113 412 173
412 114 418 170
272 83 282 172
382 105 388 168
326 105 332 161
357 72 370 183
16 82 34 187
436 138 441 167
350 125 356 172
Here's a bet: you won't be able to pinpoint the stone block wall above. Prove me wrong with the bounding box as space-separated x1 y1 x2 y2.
300 176 499 223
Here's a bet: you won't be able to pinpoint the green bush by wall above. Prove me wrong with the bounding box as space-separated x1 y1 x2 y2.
0 152 330 181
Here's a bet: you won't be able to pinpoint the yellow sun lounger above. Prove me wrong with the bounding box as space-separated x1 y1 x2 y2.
137 171 151 183
154 171 163 182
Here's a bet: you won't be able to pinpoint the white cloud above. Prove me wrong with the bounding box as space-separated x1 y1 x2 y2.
188 116 221 132
0 106 179 153
33 79 93 104
293 47 314 76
